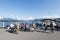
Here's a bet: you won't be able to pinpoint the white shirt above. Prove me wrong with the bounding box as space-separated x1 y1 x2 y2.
10 24 14 28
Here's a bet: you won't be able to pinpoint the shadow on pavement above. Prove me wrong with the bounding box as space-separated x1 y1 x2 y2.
37 30 52 34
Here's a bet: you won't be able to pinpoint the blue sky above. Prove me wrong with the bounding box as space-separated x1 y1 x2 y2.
0 0 60 20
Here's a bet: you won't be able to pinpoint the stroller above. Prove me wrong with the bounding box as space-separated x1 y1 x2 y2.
9 24 17 34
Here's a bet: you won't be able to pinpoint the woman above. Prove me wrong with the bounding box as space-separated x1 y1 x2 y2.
30 22 35 32
24 22 28 31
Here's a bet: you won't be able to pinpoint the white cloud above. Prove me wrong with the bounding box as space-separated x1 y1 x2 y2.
9 14 60 20
16 16 25 20
16 16 35 20
15 16 35 20
26 17 35 20
42 15 60 18
9 14 16 19
0 16 3 19
10 14 35 20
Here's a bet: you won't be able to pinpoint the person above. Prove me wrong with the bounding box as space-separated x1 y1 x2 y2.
42 21 46 30
45 21 48 31
42 21 47 31
17 22 20 31
50 21 54 33
10 23 15 33
21 23 24 31
30 22 35 32
10 23 14 28
13 22 20 34
24 22 28 31
14 24 18 34
56 22 59 30
7 25 10 30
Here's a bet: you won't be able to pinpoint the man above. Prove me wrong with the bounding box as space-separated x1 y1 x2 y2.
10 23 14 28
17 22 20 32
10 23 15 33
50 21 54 33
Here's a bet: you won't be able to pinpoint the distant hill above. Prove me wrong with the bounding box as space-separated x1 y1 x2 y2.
0 18 60 22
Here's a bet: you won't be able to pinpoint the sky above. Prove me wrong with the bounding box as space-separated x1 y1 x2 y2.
0 0 60 20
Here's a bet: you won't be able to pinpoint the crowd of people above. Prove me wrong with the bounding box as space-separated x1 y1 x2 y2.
7 22 20 34
42 20 57 33
7 20 59 34
7 22 36 34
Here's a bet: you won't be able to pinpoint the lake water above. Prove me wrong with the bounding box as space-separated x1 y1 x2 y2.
0 20 41 28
